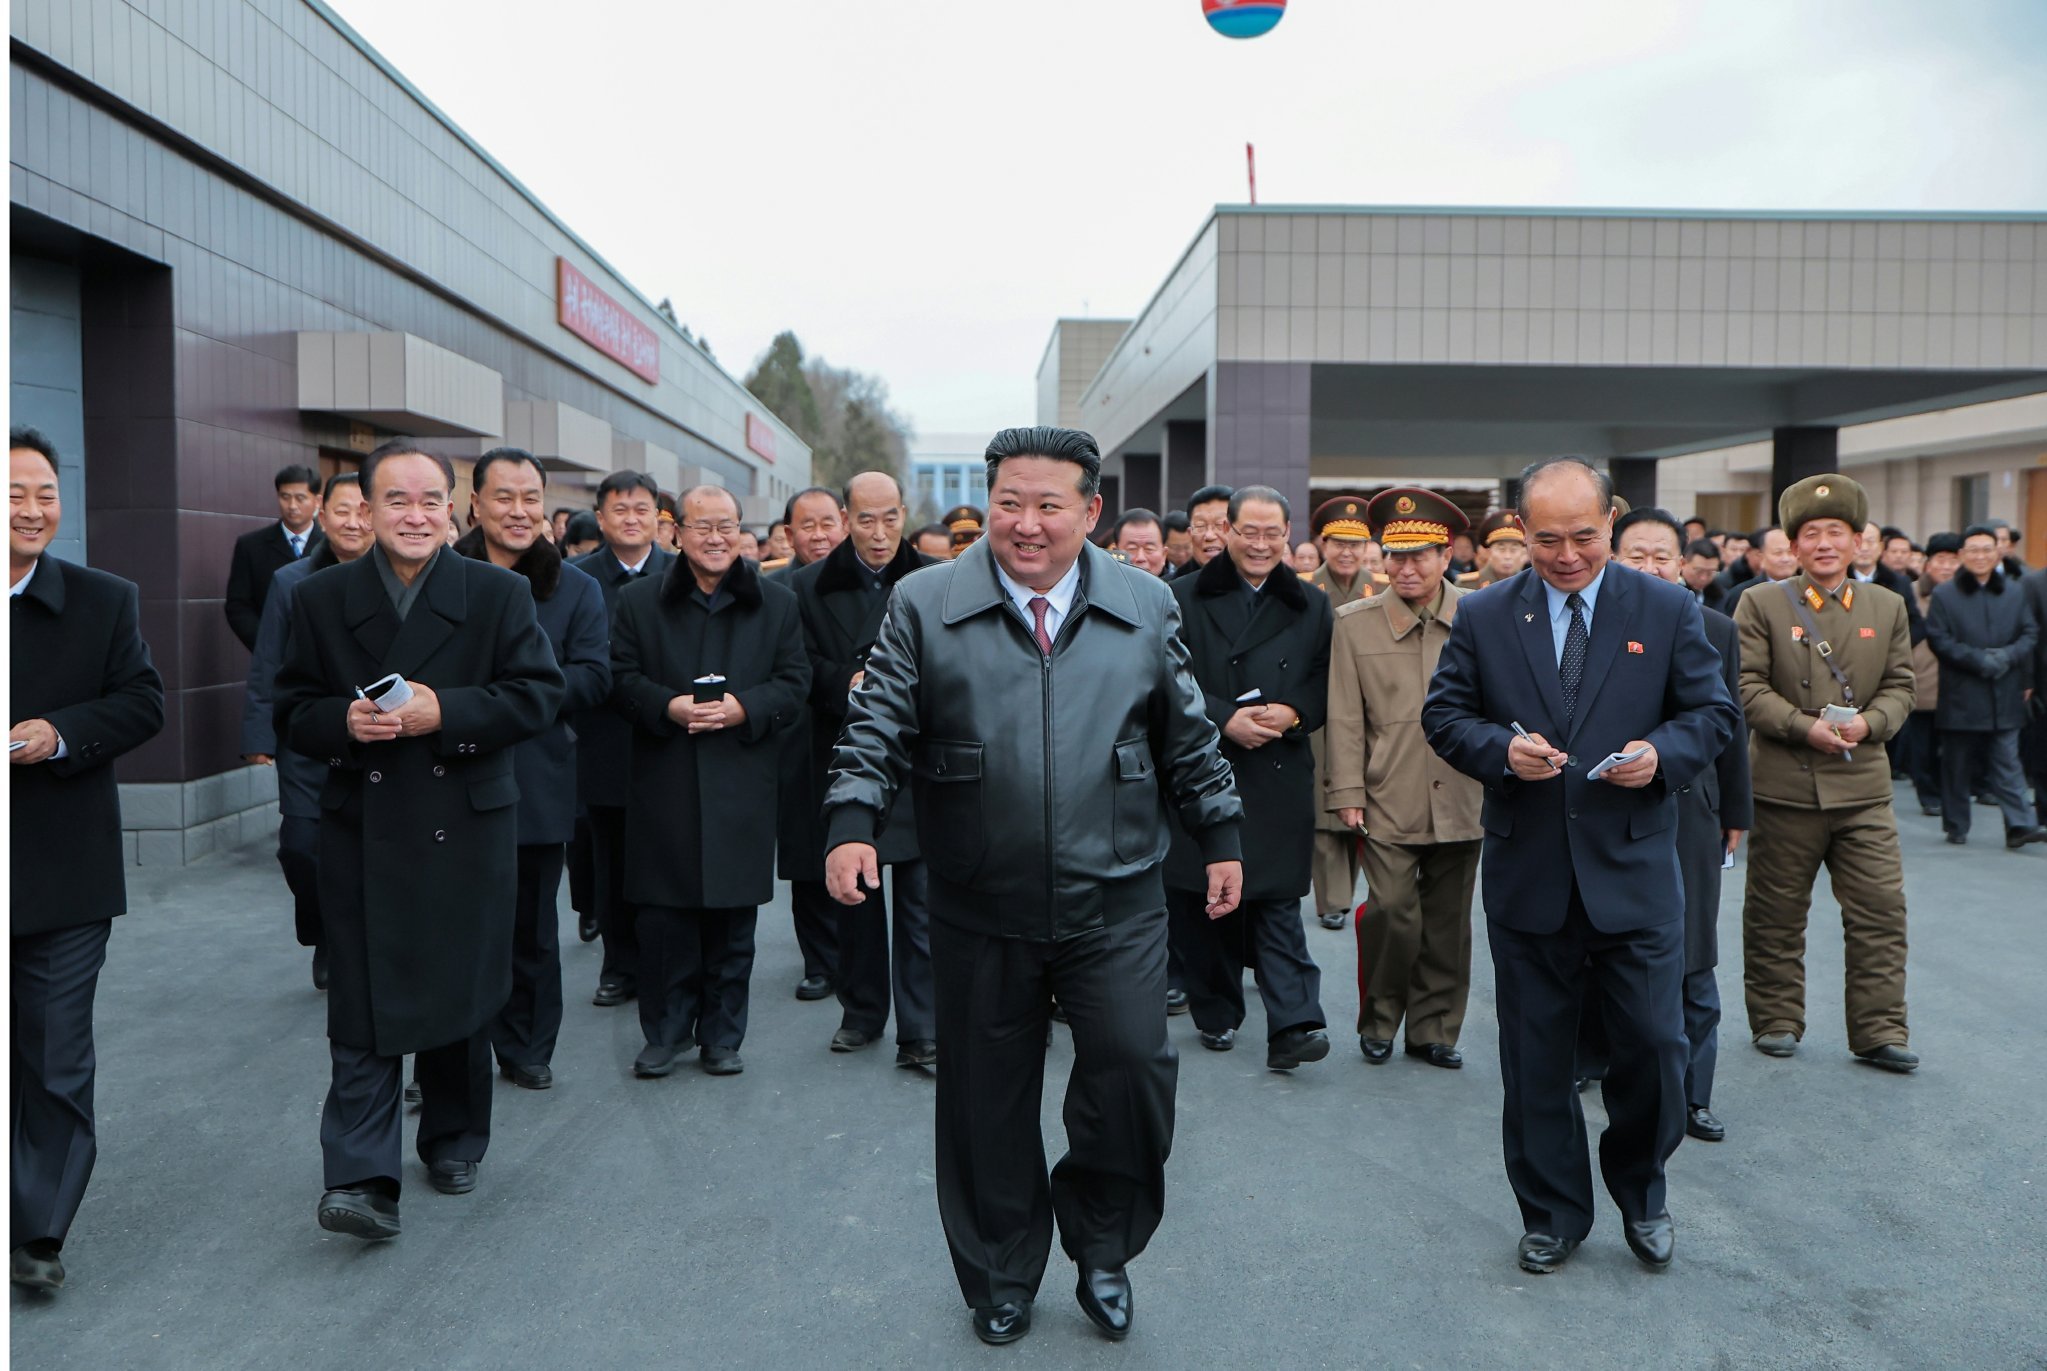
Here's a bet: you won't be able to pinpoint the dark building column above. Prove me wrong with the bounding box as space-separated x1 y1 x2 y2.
1771 426 1838 508
1608 456 1658 513
1122 452 1162 514
1210 362 1310 529
1162 420 1207 513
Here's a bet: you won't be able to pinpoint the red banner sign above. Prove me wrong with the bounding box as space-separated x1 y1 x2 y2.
746 412 777 464
557 258 660 383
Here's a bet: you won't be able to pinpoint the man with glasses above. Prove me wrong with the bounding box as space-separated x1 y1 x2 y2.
1165 486 1333 1071
1182 486 1234 575
611 487 809 1078
274 440 563 1239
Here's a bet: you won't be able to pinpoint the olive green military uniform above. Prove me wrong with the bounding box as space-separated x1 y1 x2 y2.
1325 579 1483 1046
1308 560 1375 920
1734 479 1918 1056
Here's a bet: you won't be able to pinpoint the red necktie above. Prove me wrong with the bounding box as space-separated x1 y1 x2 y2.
1029 596 1053 656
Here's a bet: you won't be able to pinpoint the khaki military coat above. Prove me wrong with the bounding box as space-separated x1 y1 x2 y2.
1324 582 1483 844
1307 563 1376 836
1733 571 1916 810
1911 578 1939 712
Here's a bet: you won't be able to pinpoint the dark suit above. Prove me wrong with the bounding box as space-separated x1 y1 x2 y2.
1163 552 1331 1041
786 539 940 1045
769 555 843 989
2025 569 2047 825
570 544 676 995
1424 564 1737 1240
11 556 165 1252
274 549 563 1192
225 521 320 650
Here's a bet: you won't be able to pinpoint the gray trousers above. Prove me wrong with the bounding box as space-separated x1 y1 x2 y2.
1940 727 2033 837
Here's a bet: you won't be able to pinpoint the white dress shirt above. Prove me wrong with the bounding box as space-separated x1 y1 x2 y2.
995 555 1083 646
283 521 310 557
1542 564 1608 666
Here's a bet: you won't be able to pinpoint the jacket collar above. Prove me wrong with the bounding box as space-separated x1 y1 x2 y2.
940 538 1144 629
815 535 928 595
659 546 763 608
1956 566 2003 595
341 543 469 679
453 526 562 601
1379 580 1460 640
1194 547 1308 609
17 556 64 614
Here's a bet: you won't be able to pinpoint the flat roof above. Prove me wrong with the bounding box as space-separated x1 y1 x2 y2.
1216 204 2047 222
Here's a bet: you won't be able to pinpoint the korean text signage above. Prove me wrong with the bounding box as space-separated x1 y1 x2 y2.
557 258 660 384
746 412 777 464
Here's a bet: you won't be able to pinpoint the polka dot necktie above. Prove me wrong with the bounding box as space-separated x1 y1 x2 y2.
1559 591 1588 729
290 533 304 557
1028 596 1053 656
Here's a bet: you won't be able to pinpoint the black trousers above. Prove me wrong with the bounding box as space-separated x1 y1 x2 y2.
491 843 565 1070
836 861 936 1043
788 879 842 984
1898 712 1942 809
277 815 322 948
638 906 758 1051
1941 728 2035 837
587 805 639 986
1578 966 1720 1109
932 907 1177 1309
321 1029 491 1194
11 920 111 1250
1166 890 1325 1039
1489 889 1686 1240
566 815 595 916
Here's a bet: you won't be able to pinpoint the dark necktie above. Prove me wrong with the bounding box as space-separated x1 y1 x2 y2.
289 533 303 557
1028 596 1053 656
1559 591 1588 728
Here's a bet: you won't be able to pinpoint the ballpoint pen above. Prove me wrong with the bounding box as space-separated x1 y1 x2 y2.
1509 720 1560 771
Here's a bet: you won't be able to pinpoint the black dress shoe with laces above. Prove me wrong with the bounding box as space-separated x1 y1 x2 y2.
1686 1106 1725 1141
1855 1043 1920 1072
1405 1041 1463 1069
831 1027 879 1053
1359 1036 1393 1063
702 1047 744 1075
896 1039 938 1068
318 1188 400 1240
1517 1232 1579 1273
310 945 329 991
499 1060 553 1090
2005 826 2047 849
11 1242 65 1290
795 975 833 1001
1625 1212 1674 1268
592 978 635 1007
1076 1267 1133 1341
1198 1027 1235 1052
427 1159 477 1195
1267 1027 1330 1070
972 1300 1032 1345
633 1041 681 1077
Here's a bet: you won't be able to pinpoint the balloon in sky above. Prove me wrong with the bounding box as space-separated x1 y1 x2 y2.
1203 0 1287 39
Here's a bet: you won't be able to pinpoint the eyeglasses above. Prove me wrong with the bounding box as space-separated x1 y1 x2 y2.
682 521 740 538
1233 528 1289 545
1189 518 1230 536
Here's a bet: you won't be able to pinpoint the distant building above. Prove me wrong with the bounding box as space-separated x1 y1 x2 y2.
909 434 992 519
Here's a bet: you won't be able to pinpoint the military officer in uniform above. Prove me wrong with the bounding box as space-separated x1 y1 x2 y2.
1458 511 1527 590
1326 488 1484 1068
1733 474 1920 1073
1304 497 1375 930
942 504 985 558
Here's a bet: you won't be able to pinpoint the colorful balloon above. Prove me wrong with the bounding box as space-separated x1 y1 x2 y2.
1203 0 1287 39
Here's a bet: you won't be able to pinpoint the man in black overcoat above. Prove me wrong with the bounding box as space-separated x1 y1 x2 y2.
10 429 165 1293
274 442 563 1239
568 470 673 1008
224 462 323 649
786 472 940 1066
1163 485 1332 1071
455 449 611 1089
610 485 809 1078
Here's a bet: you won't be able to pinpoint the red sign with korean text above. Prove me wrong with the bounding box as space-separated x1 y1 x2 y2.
557 258 660 384
746 412 777 464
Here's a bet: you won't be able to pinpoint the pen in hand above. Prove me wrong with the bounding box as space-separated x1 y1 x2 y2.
1510 720 1560 772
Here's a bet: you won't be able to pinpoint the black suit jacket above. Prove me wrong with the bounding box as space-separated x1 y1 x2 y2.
570 544 676 810
11 558 166 935
1678 607 1752 972
225 521 320 649
1422 565 1740 935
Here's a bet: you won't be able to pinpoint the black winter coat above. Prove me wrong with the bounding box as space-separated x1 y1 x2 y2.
1927 569 2038 732
610 553 808 909
1162 551 1332 899
10 558 165 935
570 544 677 810
274 550 565 1055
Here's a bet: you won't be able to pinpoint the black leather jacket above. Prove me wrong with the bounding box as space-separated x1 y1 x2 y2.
823 539 1243 941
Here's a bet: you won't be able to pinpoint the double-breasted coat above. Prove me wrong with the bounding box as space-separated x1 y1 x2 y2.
274 550 565 1055
1163 550 1332 898
610 553 809 910
11 557 165 934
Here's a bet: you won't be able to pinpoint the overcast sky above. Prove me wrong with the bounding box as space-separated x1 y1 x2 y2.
329 0 2047 441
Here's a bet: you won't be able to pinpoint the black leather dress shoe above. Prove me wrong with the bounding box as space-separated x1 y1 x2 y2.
1076 1267 1133 1340
972 1300 1032 1345
1753 1031 1798 1057
1405 1041 1463 1070
1165 988 1189 1016
1317 910 1348 930
317 1188 400 1240
1359 1036 1393 1063
1945 831 1968 845
634 1042 680 1078
1267 1027 1331 1070
1920 801 1942 817
403 1080 423 1105
1625 1212 1674 1268
310 945 329 991
1517 1232 1579 1274
795 975 833 1001
578 911 600 942
702 1047 744 1075
896 1039 938 1069
1855 1043 1920 1073
500 1060 553 1090
2005 826 2047 849
1686 1106 1725 1141
11 1242 65 1291
428 1159 478 1195
1198 1028 1236 1052
592 978 635 1007
831 1027 879 1053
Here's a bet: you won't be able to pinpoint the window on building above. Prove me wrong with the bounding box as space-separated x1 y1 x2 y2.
1954 473 1989 530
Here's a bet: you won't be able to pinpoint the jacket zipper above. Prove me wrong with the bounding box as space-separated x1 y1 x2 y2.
1042 626 1056 941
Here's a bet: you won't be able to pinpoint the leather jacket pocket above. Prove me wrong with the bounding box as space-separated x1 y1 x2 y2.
914 740 985 878
1111 737 1158 865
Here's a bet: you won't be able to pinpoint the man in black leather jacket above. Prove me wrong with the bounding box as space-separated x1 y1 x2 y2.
823 426 1243 1348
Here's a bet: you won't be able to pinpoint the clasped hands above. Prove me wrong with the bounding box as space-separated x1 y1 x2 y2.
1805 712 1869 755
1223 703 1299 749
1507 730 1659 788
668 693 748 735
346 683 441 744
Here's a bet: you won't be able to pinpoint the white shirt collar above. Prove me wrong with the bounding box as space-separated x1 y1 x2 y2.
282 521 311 546
10 558 38 596
994 555 1082 620
615 548 652 576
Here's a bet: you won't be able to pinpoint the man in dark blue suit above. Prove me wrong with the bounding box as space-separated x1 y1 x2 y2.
1423 456 1738 1276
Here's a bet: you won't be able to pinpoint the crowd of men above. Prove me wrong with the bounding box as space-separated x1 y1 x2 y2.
11 421 2046 1346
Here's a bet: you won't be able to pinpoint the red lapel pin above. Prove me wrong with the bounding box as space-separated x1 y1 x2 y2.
1626 641 1643 654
